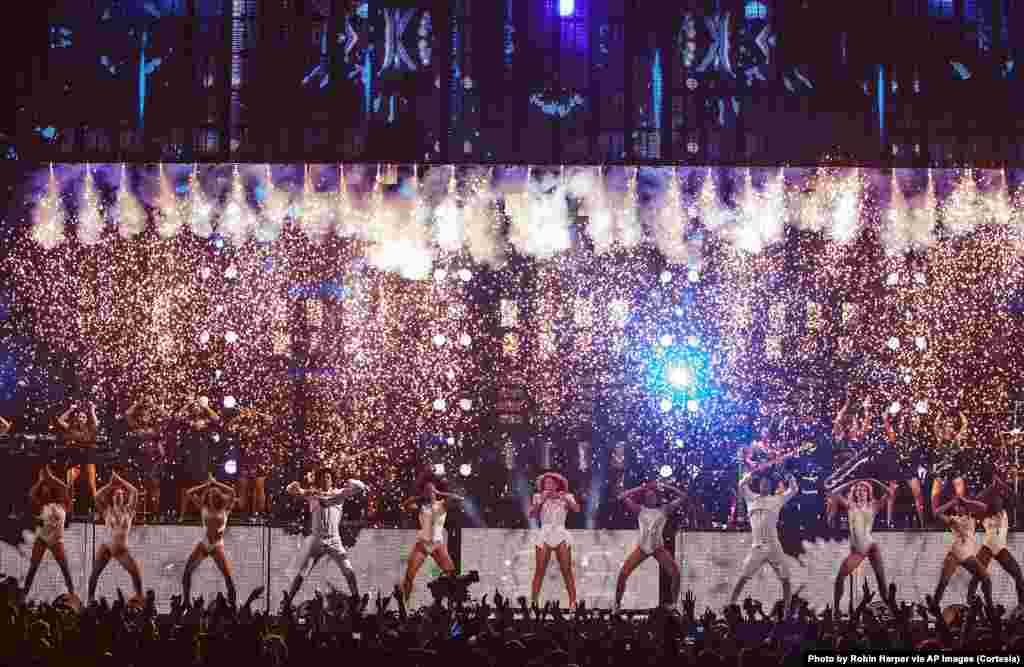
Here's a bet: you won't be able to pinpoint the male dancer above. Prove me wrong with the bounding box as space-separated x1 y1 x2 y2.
730 456 798 616
285 468 369 601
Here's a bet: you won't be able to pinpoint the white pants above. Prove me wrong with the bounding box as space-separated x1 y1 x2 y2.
740 544 791 580
289 536 353 595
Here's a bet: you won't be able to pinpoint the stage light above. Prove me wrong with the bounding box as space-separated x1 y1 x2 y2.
459 398 473 410
445 369 456 381
903 373 912 384
199 331 210 344
889 401 901 415
434 268 448 281
224 459 237 475
886 273 899 286
223 396 237 409
200 267 212 279
214 369 223 379
687 335 699 346
667 364 692 388
433 464 446 476
674 306 684 316
915 400 929 414
659 465 673 478
432 333 448 346
659 334 675 347
913 272 926 285
558 0 574 17
225 331 239 344
447 436 456 445
659 398 673 413
687 268 700 282
458 268 472 282
215 305 225 314
433 398 447 411
687 399 699 412
225 265 238 279
915 336 927 350
660 270 673 284
886 337 900 350
459 463 472 477
459 333 472 347
675 438 684 448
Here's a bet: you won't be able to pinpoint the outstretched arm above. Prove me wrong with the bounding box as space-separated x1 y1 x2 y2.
833 398 850 439
660 483 690 513
529 492 547 518
955 411 969 442
0 415 10 435
882 412 897 444
57 404 75 431
401 496 420 513
560 491 580 513
855 399 872 440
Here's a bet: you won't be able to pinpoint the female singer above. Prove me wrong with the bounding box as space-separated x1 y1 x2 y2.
400 469 463 605
613 480 686 612
827 478 894 614
182 474 238 607
226 407 275 517
967 477 1024 607
530 471 580 608
87 471 143 604
22 465 75 601
931 406 970 515
883 409 927 529
931 485 992 609
176 397 221 521
826 395 871 527
125 397 170 518
56 401 99 510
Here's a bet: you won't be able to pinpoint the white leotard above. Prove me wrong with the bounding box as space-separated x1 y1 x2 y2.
36 503 66 546
636 507 668 555
534 494 575 548
104 503 134 549
201 506 229 552
981 511 1009 553
847 504 877 554
417 500 447 547
948 514 978 561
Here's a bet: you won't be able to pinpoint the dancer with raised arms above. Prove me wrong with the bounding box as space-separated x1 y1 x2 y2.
57 400 100 511
967 476 1024 608
827 478 894 614
182 473 238 607
931 484 992 609
22 465 75 602
883 409 928 529
125 396 170 518
613 479 686 612
400 468 463 605
530 471 580 608
825 394 871 528
88 470 143 605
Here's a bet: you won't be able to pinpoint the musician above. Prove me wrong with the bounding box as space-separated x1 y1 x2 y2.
56 401 99 512
175 397 221 521
125 397 171 518
23 465 75 602
826 395 871 528
226 407 275 517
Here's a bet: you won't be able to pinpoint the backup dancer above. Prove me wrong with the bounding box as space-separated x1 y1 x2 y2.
883 410 927 529
931 406 970 514
730 459 798 616
931 487 992 608
227 407 275 517
56 400 100 511
613 480 686 612
286 468 369 601
828 478 894 613
88 471 143 604
176 396 221 521
530 471 580 608
125 397 170 518
967 477 1024 607
0 415 10 434
400 469 463 605
182 474 238 607
22 465 75 601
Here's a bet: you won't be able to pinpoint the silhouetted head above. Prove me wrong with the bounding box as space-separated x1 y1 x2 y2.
313 468 334 492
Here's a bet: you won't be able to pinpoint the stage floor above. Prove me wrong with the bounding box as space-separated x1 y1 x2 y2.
3 526 1021 612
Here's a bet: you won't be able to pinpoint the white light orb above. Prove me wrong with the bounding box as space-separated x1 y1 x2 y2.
459 333 472 347
674 307 684 316
433 398 447 411
225 331 239 344
913 272 926 285
199 331 210 345
432 334 448 347
215 305 225 314
687 399 699 413
889 401 901 415
198 396 210 408
659 398 673 413
446 436 456 445
687 335 699 346
224 459 238 475
225 265 238 279
214 369 223 379
687 268 700 283
659 465 673 478
504 560 512 567
434 268 448 281
459 463 472 477
903 374 912 384
659 271 673 284
915 400 929 414
667 365 692 388
674 438 684 448
445 369 456 381
915 336 927 351
459 398 473 411
200 267 212 279
458 268 472 282
886 273 899 286
886 337 900 351
223 396 237 409
659 334 675 347
433 463 446 476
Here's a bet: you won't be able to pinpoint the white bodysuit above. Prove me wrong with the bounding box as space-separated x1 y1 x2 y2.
417 500 448 549
36 503 66 547
104 503 134 551
948 514 978 562
981 511 1009 554
739 479 796 579
636 507 668 555
847 504 877 555
201 507 229 553
534 494 575 549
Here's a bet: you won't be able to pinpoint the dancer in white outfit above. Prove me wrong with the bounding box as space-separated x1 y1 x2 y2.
828 478 894 613
967 476 1024 606
613 480 687 612
23 465 75 601
729 459 798 615
286 468 369 601
182 474 238 606
88 471 143 604
530 471 580 607
932 487 992 608
400 468 463 604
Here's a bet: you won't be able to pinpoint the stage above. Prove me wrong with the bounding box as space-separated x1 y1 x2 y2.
4 524 1022 612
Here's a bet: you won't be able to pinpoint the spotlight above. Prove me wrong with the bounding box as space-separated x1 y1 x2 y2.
686 399 699 413
459 398 473 411
659 465 673 478
434 268 448 281
915 400 929 414
447 436 456 445
903 373 912 384
659 398 673 413
224 459 237 475
674 438 684 448
687 268 700 283
214 369 223 379
215 305 225 314
915 336 927 351
886 337 900 350
223 396 237 409
459 463 472 477
225 265 238 279
558 0 574 17
432 334 448 347
433 398 447 411
433 464 446 476
459 333 472 347
659 334 675 347
659 270 673 284
886 273 899 286
225 331 239 344
458 268 472 282
200 267 212 279
667 364 692 388
889 401 901 415
913 272 926 285
199 331 210 344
